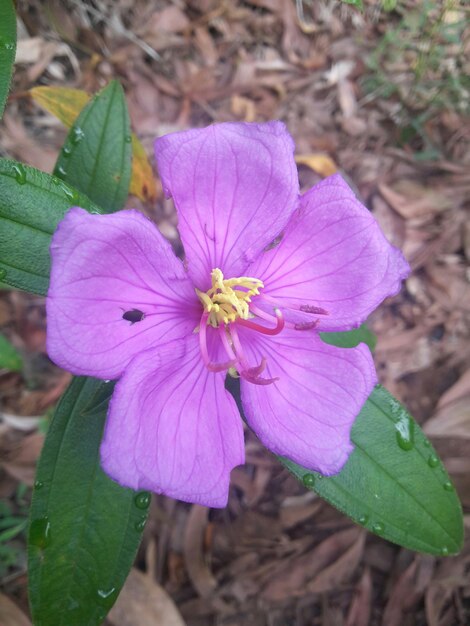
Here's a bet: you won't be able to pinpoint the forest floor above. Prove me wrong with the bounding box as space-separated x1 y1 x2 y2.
0 1 469 625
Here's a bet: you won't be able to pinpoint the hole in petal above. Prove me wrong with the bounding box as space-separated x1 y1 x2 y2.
122 309 146 325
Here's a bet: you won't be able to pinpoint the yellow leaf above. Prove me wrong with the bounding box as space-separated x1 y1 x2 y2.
30 86 157 203
30 86 90 127
130 135 158 203
295 154 338 178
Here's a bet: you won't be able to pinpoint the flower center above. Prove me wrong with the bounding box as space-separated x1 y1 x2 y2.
196 268 264 328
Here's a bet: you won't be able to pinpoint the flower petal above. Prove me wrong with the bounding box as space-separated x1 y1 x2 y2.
100 336 245 507
47 207 199 379
155 121 299 289
249 174 410 331
239 326 377 475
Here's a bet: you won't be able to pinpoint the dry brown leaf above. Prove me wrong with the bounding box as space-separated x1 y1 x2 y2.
142 6 190 36
345 567 372 626
437 369 470 408
295 154 338 177
183 505 217 598
108 568 185 626
0 593 31 626
261 527 361 601
337 79 357 118
382 556 435 626
425 396 470 439
306 529 365 593
231 95 256 122
1 432 44 485
379 183 452 219
1 115 58 172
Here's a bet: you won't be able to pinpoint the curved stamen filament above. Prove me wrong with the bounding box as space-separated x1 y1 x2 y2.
238 308 284 336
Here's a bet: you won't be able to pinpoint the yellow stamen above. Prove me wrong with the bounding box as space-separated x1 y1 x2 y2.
196 268 264 328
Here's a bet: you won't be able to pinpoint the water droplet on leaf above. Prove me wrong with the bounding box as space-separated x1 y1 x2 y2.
12 163 26 185
96 587 117 607
134 518 146 532
443 481 453 492
395 411 414 451
0 39 15 51
302 473 315 488
30 516 51 548
441 546 449 556
34 480 44 490
98 587 116 600
62 146 72 157
372 522 384 534
134 491 151 509
428 454 439 468
358 514 369 525
125 135 132 143
56 165 67 177
61 185 78 202
71 127 85 144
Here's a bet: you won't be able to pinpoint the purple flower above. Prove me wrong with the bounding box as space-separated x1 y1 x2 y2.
46 121 409 507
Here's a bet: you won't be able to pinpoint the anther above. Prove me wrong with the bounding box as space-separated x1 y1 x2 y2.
299 304 329 315
294 320 319 331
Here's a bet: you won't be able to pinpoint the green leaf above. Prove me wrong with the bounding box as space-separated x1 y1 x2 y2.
0 159 102 295
320 323 377 351
28 377 150 626
54 80 132 212
281 385 463 556
0 0 16 119
340 0 364 9
0 333 22 371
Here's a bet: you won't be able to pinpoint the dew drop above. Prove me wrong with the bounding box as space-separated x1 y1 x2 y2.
51 176 60 185
71 127 85 144
358 514 369 525
372 522 384 534
62 146 72 157
443 481 453 492
30 516 51 548
61 185 78 203
441 546 449 556
302 473 315 488
395 411 415 451
428 454 439 468
0 38 15 51
125 135 132 143
134 491 151 510
389 396 402 417
134 518 146 532
34 480 44 490
423 439 431 448
0 268 6 281
98 587 116 600
56 165 67 177
96 587 117 606
12 163 26 185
